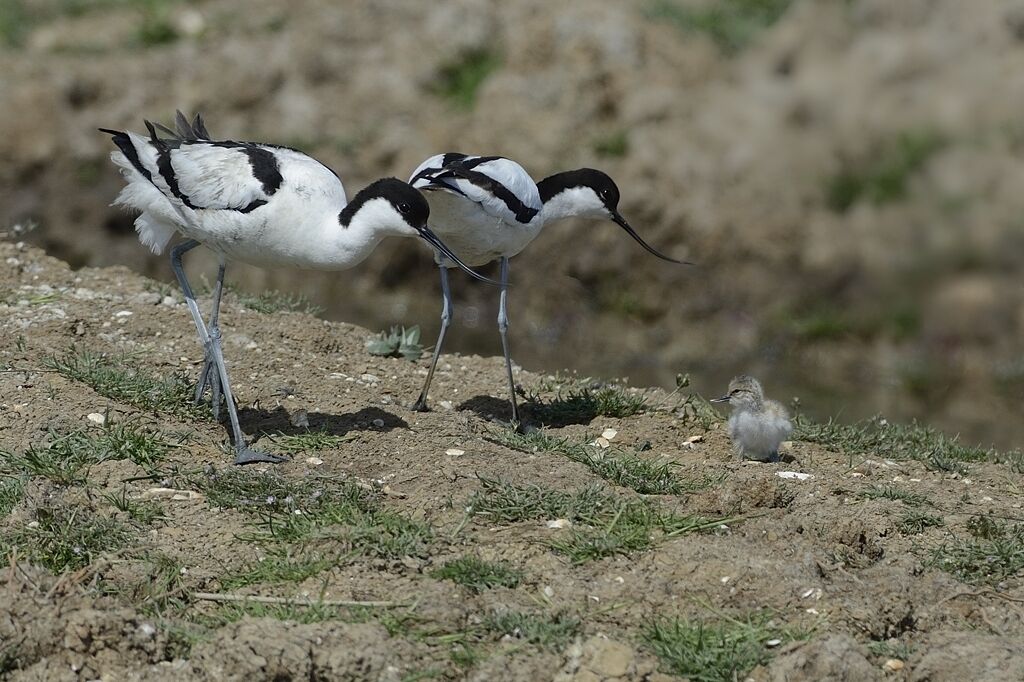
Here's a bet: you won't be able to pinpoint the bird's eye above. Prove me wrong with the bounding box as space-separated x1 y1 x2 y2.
599 190 609 199
398 202 412 215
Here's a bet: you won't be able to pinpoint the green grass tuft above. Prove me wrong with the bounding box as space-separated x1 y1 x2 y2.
0 506 133 573
0 474 26 516
1 421 177 485
268 429 356 454
528 382 649 423
826 130 945 213
482 611 581 649
46 347 202 419
859 485 930 508
794 415 990 471
431 556 522 593
927 517 1024 586
196 470 431 583
648 0 793 55
643 613 805 682
432 49 502 109
898 511 944 535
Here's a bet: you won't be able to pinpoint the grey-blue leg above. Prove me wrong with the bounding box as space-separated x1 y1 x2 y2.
497 256 520 424
193 257 226 418
169 240 285 465
412 264 452 412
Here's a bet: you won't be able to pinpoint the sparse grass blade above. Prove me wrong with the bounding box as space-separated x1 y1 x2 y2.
46 347 202 419
794 414 991 472
236 289 323 315
430 556 522 593
927 520 1024 586
487 426 716 495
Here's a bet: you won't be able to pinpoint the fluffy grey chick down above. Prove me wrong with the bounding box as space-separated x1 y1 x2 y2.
711 375 792 462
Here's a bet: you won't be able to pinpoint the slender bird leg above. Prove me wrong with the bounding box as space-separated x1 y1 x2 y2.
170 241 285 465
193 258 226 419
411 263 452 412
497 256 520 425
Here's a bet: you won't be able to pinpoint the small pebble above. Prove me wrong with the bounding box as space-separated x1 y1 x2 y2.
86 412 106 425
445 448 465 457
776 471 812 481
306 456 323 466
766 639 782 648
883 659 905 672
601 428 618 440
546 519 572 529
360 373 379 383
542 586 554 598
439 400 453 410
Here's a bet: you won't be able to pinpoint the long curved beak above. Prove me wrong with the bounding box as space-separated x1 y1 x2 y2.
611 210 692 265
709 395 730 403
417 225 502 286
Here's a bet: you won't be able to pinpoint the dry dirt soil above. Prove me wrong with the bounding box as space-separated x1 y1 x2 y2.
2 242 1023 681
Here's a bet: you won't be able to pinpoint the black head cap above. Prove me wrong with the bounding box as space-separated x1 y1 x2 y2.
339 177 430 228
537 168 620 209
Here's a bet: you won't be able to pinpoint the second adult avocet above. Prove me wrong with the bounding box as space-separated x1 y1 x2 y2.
409 153 687 423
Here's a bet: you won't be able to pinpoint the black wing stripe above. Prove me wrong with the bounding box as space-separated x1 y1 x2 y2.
242 146 283 195
435 165 538 223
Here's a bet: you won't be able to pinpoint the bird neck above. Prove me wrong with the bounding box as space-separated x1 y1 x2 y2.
537 178 603 224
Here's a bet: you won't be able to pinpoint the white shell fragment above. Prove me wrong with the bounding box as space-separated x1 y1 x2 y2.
141 488 203 501
601 428 618 440
776 471 813 481
86 412 106 425
546 519 572 529
445 448 465 457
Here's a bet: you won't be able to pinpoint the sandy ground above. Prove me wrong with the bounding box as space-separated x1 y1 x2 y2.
1 241 1022 681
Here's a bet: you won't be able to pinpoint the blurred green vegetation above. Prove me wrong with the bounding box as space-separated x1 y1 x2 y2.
432 48 501 110
648 0 794 54
0 0 190 48
827 130 946 213
593 130 629 158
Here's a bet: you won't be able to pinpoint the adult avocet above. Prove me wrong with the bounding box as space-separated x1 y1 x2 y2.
102 113 494 464
408 153 686 423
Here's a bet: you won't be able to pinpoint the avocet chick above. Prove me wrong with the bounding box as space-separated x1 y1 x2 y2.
710 375 792 462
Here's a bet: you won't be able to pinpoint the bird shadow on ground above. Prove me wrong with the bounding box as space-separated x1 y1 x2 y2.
237 405 408 439
457 395 516 423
